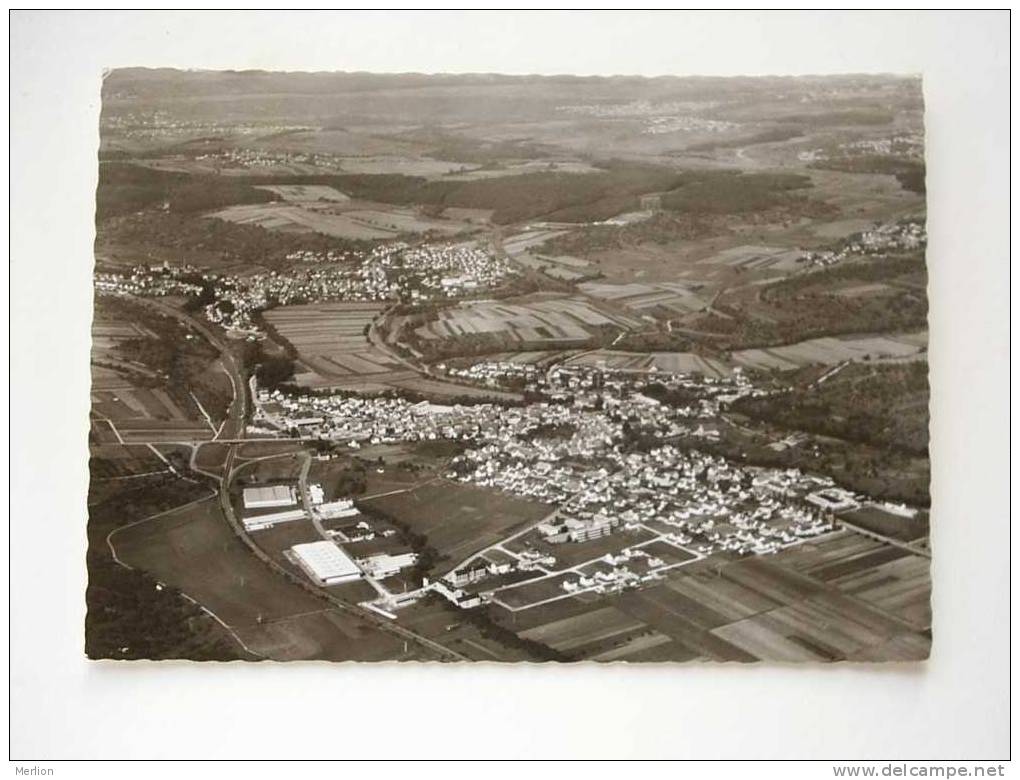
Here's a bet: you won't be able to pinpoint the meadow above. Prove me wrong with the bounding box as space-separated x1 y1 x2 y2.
360 480 552 573
111 496 411 661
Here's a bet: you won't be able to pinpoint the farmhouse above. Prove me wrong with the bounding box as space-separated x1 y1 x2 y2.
243 485 297 510
291 541 362 585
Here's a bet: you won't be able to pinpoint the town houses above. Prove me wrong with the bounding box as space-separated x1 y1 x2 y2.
253 361 842 589
803 218 927 268
95 241 519 338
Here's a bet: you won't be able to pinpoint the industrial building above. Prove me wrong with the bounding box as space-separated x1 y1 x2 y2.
308 483 325 505
537 513 619 544
291 541 362 585
359 552 418 579
243 508 306 532
243 484 297 510
318 498 360 520
806 488 859 512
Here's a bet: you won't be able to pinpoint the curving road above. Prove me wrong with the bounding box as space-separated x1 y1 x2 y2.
219 448 467 660
127 296 467 661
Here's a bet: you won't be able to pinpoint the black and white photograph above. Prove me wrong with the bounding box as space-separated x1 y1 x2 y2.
87 67 932 665
9 8 1011 765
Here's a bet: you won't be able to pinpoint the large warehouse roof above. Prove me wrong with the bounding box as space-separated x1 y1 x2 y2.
291 541 362 585
243 485 296 508
242 508 306 532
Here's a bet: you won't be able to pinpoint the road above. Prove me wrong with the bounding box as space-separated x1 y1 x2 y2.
366 304 425 376
440 497 574 582
132 296 247 439
294 451 393 601
219 449 466 660
125 295 468 662
365 304 524 401
105 492 265 660
838 519 931 560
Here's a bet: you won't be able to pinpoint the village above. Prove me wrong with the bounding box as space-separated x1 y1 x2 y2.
77 62 943 675
95 241 519 337
803 217 926 268
248 361 873 614
99 110 309 143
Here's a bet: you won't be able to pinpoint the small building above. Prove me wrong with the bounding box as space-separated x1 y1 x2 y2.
291 541 362 585
308 483 325 506
243 485 296 510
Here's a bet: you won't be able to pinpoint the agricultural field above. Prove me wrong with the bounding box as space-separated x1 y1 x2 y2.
248 128 423 157
441 160 601 181
91 314 218 444
512 251 596 282
519 606 646 653
254 184 350 202
262 302 520 397
553 168 919 291
488 528 930 662
415 296 642 346
387 375 524 402
565 350 730 378
109 495 426 661
208 203 391 239
236 451 304 484
444 350 567 367
85 473 248 661
263 302 401 386
700 244 808 272
579 280 711 318
333 155 472 177
138 155 335 178
439 206 494 224
838 504 929 543
338 207 472 235
91 389 215 444
730 330 927 371
503 229 571 256
393 596 535 662
210 202 474 240
91 363 144 392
